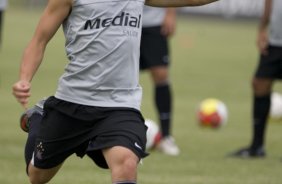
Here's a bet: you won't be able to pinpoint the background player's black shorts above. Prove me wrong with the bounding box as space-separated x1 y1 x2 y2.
140 26 170 70
32 96 148 169
255 45 282 79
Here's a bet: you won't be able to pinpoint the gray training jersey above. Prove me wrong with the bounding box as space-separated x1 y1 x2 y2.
0 0 7 10
55 0 145 110
269 0 282 46
142 6 166 27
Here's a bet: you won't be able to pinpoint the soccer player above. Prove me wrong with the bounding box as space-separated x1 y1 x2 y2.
231 0 282 158
140 7 180 156
12 0 219 183
0 0 7 48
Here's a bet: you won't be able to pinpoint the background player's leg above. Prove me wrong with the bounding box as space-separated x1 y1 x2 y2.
151 66 172 138
229 78 272 158
250 78 273 152
150 66 180 156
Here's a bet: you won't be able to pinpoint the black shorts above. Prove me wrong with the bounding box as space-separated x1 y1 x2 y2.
254 45 282 79
140 26 170 70
32 96 148 169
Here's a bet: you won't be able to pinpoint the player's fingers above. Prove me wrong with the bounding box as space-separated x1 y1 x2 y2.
17 97 28 104
12 91 31 98
260 44 268 56
161 25 174 37
12 85 31 96
257 41 266 56
17 98 29 110
13 93 30 103
13 93 30 108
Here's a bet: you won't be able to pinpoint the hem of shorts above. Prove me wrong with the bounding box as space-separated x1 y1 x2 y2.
140 62 169 70
32 159 66 170
32 145 148 170
87 142 149 159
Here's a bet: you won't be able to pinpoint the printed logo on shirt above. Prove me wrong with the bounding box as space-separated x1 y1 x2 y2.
84 12 141 30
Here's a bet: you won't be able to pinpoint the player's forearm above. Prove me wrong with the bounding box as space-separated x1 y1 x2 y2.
145 0 219 7
259 0 272 32
19 41 45 82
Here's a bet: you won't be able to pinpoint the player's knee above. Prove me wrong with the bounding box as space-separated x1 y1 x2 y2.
119 153 138 171
28 165 55 184
252 78 272 95
112 152 138 177
150 67 169 84
29 173 51 184
124 156 138 172
252 78 260 89
153 74 169 84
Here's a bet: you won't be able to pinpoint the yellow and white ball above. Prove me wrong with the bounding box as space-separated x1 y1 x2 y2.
197 98 228 128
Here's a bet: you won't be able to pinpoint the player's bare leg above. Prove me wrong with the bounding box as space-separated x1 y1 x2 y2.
252 78 273 96
103 146 139 184
28 164 62 184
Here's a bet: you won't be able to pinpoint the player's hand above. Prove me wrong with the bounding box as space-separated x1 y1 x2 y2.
257 30 268 55
12 80 31 109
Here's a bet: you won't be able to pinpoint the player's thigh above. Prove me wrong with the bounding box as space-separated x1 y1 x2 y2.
102 146 139 175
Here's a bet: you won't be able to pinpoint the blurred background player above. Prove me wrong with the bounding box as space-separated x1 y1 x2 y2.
231 0 282 158
140 6 180 156
0 0 7 48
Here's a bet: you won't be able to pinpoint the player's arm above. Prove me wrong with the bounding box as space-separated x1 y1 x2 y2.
145 0 219 7
12 0 72 108
161 8 177 37
257 0 272 55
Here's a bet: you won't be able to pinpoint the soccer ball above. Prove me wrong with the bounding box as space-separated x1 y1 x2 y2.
270 92 282 119
144 119 161 150
196 98 228 128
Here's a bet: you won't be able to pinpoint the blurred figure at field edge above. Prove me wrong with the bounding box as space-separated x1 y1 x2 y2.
140 6 180 156
0 0 7 48
231 0 282 158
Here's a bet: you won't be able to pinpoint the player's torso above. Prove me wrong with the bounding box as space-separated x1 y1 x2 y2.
142 6 166 27
0 0 7 9
56 0 144 109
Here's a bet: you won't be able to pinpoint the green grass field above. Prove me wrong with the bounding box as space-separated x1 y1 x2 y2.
1 7 282 184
